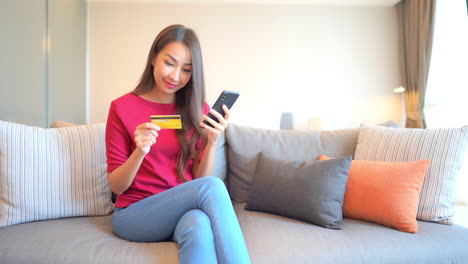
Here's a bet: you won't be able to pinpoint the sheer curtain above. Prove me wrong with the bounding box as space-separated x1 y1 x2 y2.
425 1 468 128
425 0 468 226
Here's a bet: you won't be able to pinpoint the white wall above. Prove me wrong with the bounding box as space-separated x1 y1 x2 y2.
48 0 87 126
1 0 46 127
0 0 87 128
88 2 402 130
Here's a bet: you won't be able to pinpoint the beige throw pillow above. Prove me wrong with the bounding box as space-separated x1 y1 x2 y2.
0 121 113 228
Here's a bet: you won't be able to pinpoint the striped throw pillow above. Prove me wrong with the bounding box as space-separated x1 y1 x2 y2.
355 124 468 224
0 121 113 228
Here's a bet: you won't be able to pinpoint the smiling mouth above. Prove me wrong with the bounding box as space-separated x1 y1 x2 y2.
164 81 178 89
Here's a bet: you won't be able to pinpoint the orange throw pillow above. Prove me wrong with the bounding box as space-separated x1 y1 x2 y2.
319 155 429 233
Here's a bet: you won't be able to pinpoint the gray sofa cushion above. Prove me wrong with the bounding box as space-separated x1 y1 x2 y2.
225 124 360 203
235 203 468 264
0 215 178 264
245 154 351 229
213 132 228 180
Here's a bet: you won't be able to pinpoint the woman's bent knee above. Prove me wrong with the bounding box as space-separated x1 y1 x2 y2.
199 176 225 190
180 209 211 228
175 210 213 243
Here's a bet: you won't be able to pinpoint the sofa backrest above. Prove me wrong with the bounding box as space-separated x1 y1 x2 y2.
50 120 229 182
224 123 360 203
212 132 228 181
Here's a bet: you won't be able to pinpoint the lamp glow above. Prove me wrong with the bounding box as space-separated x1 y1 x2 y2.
393 86 405 93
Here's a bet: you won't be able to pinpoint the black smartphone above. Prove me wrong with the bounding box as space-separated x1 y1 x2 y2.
203 90 240 128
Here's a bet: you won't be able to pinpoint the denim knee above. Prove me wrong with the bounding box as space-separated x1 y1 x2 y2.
198 176 226 190
175 209 213 244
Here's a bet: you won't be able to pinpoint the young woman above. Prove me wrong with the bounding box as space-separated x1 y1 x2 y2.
105 24 251 264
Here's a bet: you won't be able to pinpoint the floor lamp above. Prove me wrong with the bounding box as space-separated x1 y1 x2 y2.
393 86 406 127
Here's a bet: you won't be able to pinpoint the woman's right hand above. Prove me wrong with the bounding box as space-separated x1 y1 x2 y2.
134 122 160 155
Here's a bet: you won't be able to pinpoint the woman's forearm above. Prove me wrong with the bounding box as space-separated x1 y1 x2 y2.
193 141 217 179
108 148 147 195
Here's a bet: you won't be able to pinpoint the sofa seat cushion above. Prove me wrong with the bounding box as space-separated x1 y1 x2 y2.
234 203 468 264
0 215 178 264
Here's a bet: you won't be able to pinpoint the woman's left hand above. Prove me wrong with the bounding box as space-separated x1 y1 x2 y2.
200 105 230 144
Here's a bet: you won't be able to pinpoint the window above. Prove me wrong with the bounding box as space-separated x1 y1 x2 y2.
425 0 468 128
425 0 468 227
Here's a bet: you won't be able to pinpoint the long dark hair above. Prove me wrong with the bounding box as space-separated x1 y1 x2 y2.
132 24 206 181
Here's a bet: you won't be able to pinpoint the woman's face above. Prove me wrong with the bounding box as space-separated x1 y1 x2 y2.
152 41 192 101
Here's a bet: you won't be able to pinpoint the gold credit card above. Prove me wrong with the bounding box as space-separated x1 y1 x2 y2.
150 115 182 129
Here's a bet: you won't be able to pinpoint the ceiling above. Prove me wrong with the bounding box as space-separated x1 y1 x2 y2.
87 0 402 6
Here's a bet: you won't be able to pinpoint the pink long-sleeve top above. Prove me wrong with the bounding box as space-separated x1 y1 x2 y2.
105 93 209 208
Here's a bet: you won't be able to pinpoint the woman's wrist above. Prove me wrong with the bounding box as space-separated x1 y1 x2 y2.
133 147 148 159
205 139 218 150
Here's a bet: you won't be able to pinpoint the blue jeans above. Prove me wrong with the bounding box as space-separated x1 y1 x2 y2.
112 176 251 264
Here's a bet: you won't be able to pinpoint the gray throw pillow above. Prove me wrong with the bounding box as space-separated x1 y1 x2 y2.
245 154 352 229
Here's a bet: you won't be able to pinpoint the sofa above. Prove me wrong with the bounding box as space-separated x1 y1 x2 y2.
0 120 468 264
